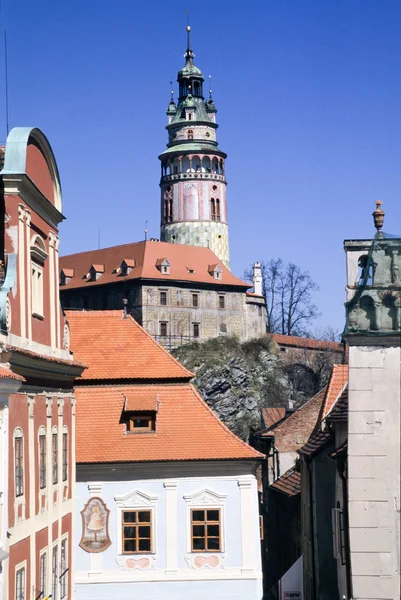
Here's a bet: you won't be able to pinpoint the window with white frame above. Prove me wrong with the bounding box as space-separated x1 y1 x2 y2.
31 235 47 318
60 537 68 599
39 429 46 490
52 544 58 600
39 551 47 598
32 262 44 316
114 489 158 555
62 430 68 482
14 429 24 498
183 489 227 555
52 429 58 485
16 566 25 600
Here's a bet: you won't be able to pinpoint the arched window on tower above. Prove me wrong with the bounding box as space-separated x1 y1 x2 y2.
193 81 200 96
188 130 194 140
216 199 221 222
164 187 173 224
211 198 216 221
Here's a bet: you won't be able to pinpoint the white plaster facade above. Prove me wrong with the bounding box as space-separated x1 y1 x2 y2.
75 462 263 600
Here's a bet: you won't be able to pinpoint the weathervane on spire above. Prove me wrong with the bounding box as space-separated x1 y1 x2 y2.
208 75 213 99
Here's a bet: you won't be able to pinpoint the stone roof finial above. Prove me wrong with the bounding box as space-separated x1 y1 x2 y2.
372 200 385 234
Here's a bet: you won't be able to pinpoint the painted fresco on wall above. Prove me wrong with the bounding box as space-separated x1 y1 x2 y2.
80 497 111 553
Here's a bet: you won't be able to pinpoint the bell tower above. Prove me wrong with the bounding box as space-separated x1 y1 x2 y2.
159 26 230 267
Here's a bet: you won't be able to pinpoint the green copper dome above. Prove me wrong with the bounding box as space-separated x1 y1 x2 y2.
178 59 203 80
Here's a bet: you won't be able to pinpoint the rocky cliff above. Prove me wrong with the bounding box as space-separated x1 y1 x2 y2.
173 336 339 440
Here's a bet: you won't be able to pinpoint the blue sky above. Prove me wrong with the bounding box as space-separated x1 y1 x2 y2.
1 0 401 332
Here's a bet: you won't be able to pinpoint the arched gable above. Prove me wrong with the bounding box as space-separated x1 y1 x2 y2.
2 127 62 212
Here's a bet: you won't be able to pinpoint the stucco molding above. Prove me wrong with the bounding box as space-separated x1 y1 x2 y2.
185 552 227 570
116 555 156 571
114 489 158 508
183 488 227 506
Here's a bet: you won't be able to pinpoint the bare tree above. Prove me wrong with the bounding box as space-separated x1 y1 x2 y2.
245 259 321 336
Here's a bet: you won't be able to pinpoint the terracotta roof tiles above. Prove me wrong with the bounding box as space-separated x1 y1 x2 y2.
322 364 348 418
270 468 301 497
60 241 249 290
271 334 344 353
262 388 326 453
66 310 192 381
262 407 286 429
0 365 25 381
75 384 263 463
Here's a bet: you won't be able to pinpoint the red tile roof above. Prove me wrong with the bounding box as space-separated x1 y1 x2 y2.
298 428 332 458
262 388 326 453
270 468 301 497
322 364 348 418
75 384 263 463
326 386 348 423
60 241 249 290
66 310 192 381
262 407 286 429
123 390 158 413
0 365 25 381
271 334 344 353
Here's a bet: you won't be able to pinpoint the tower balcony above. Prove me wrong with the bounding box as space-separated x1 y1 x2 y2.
160 172 226 185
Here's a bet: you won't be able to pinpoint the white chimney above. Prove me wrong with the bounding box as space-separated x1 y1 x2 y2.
253 261 263 296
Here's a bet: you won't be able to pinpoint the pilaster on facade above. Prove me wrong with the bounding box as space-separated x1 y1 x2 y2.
18 205 26 340
238 479 256 573
164 481 178 573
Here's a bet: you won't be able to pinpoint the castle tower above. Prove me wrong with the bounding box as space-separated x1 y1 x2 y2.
344 203 401 600
159 26 230 267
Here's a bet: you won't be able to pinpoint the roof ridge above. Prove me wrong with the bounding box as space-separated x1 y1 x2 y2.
188 384 263 459
125 314 194 378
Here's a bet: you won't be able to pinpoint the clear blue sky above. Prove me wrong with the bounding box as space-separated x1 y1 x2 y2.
2 0 401 333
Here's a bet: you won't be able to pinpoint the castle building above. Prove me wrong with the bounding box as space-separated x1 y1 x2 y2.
59 241 266 346
0 128 84 600
59 28 267 345
159 26 229 267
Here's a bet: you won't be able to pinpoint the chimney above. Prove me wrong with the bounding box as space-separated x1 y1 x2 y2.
252 261 263 296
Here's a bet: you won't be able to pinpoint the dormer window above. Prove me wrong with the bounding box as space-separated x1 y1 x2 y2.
87 264 105 282
127 414 155 432
120 259 135 277
208 264 223 281
156 258 170 275
60 268 74 286
123 394 157 434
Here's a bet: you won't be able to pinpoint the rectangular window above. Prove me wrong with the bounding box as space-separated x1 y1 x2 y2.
60 539 68 599
160 291 167 306
62 433 68 482
32 263 44 316
160 322 168 337
16 567 25 600
193 323 200 338
128 414 155 432
39 434 46 489
191 508 221 552
192 293 199 308
15 437 23 497
219 295 225 309
122 510 152 554
52 434 58 485
39 553 47 598
52 545 58 600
